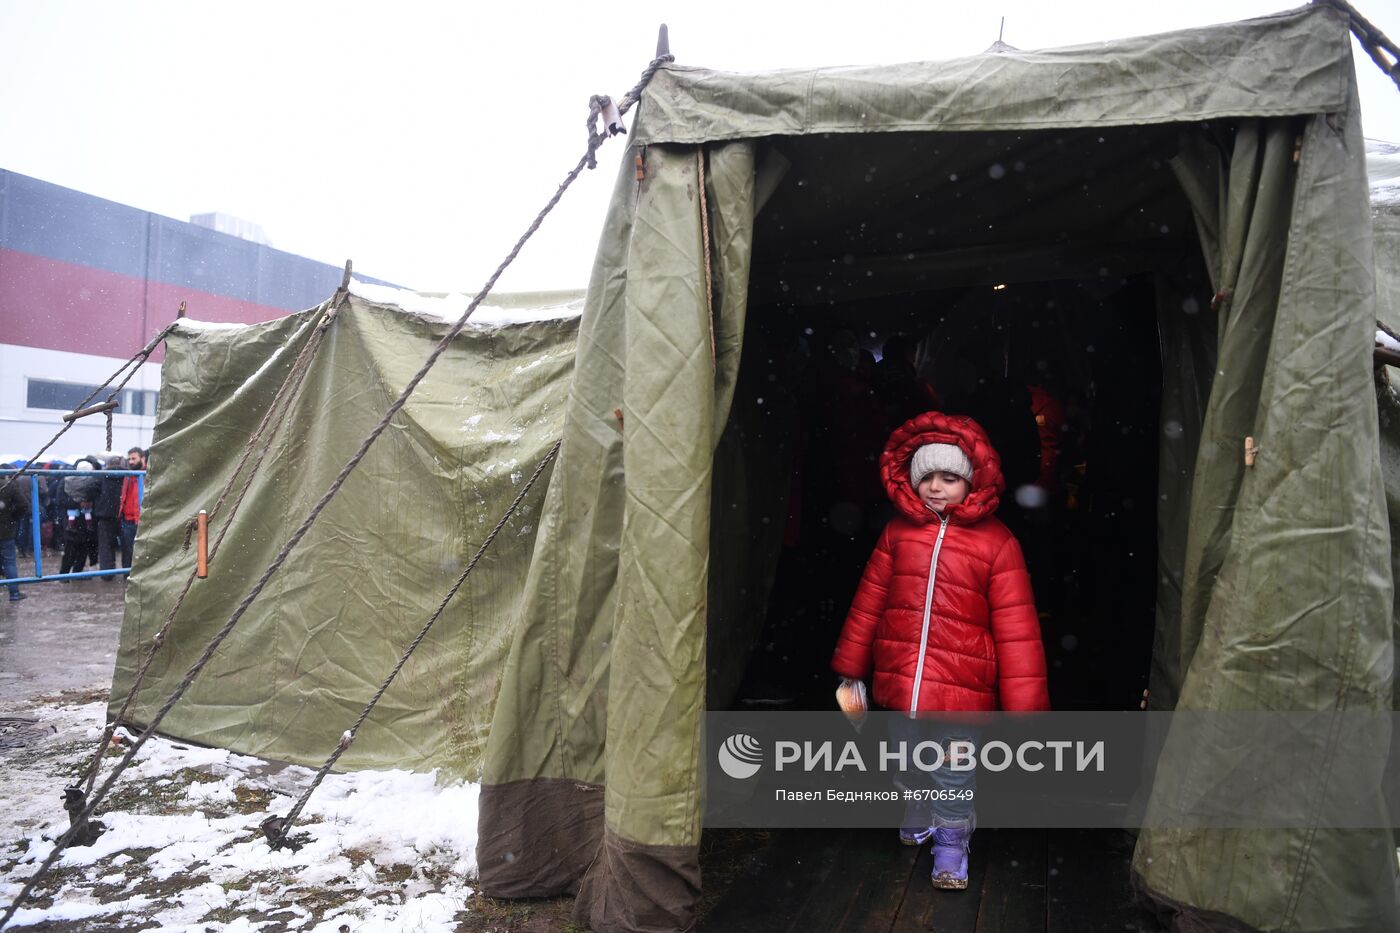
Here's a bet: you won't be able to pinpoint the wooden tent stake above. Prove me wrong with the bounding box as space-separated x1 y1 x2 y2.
196 510 209 578
1244 436 1259 467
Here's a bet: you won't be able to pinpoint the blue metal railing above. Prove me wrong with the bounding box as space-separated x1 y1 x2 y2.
1 468 146 584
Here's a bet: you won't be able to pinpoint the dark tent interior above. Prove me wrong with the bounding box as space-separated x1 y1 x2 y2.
694 119 1236 932
704 122 1223 715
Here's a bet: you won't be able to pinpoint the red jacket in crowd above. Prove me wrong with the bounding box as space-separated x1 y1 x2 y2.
831 412 1051 713
119 476 141 523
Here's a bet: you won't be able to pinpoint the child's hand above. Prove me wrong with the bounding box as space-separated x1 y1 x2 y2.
836 678 868 719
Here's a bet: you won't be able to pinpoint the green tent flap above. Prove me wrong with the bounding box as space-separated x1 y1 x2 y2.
112 295 578 776
1134 77 1398 933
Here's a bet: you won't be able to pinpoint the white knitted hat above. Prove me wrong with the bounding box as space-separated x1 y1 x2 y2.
910 443 973 487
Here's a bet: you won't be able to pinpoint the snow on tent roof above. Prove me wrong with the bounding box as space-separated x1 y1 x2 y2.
349 279 584 326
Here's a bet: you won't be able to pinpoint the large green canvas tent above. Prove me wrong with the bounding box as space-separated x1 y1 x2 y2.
114 5 1400 931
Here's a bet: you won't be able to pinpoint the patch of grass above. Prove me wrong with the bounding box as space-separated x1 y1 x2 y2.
457 893 582 933
104 768 216 813
246 906 306 926
126 870 212 902
198 904 244 925
378 863 413 884
219 871 276 894
19 861 90 909
37 687 110 707
271 881 354 927
344 847 373 871
1 912 133 932
231 784 272 814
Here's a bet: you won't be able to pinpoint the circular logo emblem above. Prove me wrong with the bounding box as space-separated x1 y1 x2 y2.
718 733 763 780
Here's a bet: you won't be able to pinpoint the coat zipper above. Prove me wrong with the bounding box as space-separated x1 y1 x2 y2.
909 513 949 713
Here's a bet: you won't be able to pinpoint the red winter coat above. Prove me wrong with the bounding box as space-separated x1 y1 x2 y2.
830 412 1050 712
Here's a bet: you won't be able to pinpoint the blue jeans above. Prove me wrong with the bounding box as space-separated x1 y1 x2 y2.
887 716 978 831
1 539 19 598
119 520 138 569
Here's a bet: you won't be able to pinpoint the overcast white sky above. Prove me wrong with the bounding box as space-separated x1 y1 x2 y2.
2 1 1397 294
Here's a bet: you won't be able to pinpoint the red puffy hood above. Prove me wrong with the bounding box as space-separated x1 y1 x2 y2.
880 411 1005 525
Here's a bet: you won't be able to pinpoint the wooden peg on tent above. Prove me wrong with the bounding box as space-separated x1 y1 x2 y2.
195 510 209 578
62 400 119 423
656 24 670 59
1244 436 1259 467
177 300 186 320
340 259 353 291
635 152 646 182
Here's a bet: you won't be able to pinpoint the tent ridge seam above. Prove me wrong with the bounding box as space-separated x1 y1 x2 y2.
636 108 1354 147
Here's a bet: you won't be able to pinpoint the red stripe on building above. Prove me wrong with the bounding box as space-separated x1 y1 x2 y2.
0 248 295 363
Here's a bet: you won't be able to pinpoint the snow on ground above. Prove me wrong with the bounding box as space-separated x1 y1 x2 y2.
0 694 479 931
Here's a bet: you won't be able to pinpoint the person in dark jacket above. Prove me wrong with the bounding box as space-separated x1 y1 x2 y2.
13 470 43 557
60 457 101 575
47 466 74 554
95 455 125 580
1 478 30 601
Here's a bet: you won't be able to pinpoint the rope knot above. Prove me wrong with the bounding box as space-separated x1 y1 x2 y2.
585 95 626 169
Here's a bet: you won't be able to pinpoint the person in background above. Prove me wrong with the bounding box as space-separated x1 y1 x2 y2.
1 476 30 601
14 478 35 558
10 469 49 558
61 457 101 576
873 333 938 431
118 447 144 571
47 467 70 555
95 455 125 581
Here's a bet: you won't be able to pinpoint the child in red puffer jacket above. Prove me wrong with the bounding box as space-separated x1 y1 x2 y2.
831 411 1050 889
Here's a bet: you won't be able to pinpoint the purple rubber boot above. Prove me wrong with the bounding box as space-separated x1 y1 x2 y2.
898 801 934 846
930 826 970 889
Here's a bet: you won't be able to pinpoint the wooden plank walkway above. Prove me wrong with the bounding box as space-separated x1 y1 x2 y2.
698 828 1164 932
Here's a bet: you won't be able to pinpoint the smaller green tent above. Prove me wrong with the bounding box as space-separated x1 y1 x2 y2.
113 290 580 774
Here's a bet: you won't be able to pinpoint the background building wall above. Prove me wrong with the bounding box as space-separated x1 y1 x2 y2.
0 169 394 458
